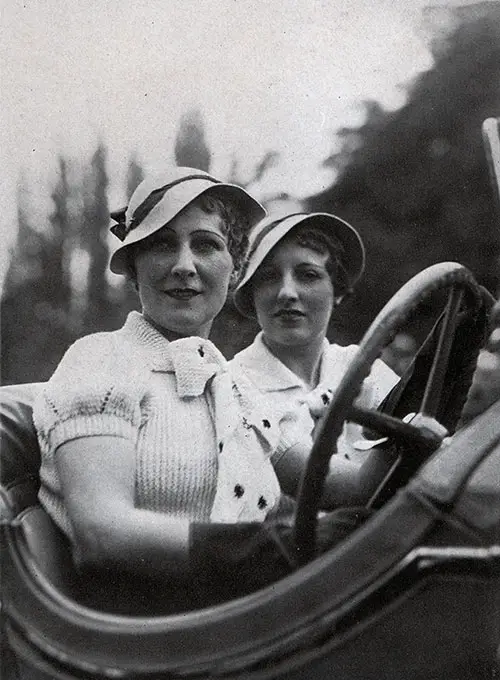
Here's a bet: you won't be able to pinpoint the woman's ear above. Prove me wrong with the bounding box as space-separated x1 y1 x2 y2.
334 285 355 307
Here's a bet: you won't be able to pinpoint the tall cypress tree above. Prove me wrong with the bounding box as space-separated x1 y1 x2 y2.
81 143 111 330
174 108 211 171
126 153 145 199
1 159 77 383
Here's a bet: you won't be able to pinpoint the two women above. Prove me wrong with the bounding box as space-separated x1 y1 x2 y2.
33 167 444 607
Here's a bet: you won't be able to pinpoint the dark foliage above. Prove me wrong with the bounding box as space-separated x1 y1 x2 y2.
2 7 500 383
308 8 500 342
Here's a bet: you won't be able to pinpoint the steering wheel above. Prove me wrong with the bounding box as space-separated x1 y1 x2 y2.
294 262 493 562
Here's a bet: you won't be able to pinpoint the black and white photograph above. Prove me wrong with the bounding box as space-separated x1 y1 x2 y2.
1 1 500 678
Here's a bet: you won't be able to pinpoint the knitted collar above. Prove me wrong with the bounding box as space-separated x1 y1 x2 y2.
121 312 227 397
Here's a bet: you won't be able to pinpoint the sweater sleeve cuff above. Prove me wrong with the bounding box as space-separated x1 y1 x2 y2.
47 414 138 451
271 432 313 467
271 433 294 466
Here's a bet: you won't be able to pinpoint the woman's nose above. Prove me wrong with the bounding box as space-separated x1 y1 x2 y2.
277 274 299 302
171 244 196 277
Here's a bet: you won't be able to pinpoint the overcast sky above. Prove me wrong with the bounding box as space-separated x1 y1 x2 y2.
0 0 476 279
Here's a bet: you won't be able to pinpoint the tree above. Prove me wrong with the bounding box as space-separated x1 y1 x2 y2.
174 108 211 171
126 153 145 200
308 5 500 343
3 183 46 292
47 157 72 311
1 160 77 383
108 154 144 318
79 143 111 329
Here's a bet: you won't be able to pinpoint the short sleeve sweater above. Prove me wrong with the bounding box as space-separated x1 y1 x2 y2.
33 313 281 540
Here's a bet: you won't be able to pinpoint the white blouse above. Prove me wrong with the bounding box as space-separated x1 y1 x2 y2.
229 332 400 461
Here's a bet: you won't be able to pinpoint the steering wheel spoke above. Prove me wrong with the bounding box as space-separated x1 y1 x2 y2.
420 285 464 417
349 405 442 450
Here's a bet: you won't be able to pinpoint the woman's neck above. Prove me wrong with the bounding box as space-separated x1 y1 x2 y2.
263 335 325 390
143 313 211 342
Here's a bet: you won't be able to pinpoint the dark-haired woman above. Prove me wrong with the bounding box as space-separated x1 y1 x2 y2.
230 212 406 508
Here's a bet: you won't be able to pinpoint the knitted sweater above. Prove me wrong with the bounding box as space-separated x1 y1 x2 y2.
33 313 283 541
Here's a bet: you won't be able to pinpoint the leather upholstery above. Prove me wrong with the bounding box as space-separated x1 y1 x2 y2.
0 383 42 519
1 380 499 677
0 383 77 594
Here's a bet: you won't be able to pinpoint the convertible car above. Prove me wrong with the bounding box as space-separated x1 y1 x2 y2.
1 262 500 680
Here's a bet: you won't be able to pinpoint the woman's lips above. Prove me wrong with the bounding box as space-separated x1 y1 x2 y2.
274 309 305 322
165 288 201 300
274 309 305 317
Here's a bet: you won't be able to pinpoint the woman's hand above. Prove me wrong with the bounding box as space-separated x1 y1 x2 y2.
307 388 333 441
405 412 448 444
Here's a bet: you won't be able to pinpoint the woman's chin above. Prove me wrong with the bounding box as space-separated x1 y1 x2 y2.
267 330 311 349
147 312 212 340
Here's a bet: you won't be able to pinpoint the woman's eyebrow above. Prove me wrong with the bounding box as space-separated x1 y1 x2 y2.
153 228 225 239
191 229 227 241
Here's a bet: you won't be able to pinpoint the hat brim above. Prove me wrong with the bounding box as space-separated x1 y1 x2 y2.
109 181 266 275
233 212 365 318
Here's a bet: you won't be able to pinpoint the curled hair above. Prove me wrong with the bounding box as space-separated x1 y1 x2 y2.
195 190 252 283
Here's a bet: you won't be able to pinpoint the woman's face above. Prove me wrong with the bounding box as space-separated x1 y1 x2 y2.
252 237 335 350
134 203 233 339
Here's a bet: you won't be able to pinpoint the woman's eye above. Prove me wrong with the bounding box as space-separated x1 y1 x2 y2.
141 237 175 254
298 269 321 281
192 237 224 253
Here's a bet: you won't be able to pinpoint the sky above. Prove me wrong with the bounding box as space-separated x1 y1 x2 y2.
0 0 477 282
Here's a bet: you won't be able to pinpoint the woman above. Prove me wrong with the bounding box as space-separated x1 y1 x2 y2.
230 212 422 508
33 166 288 587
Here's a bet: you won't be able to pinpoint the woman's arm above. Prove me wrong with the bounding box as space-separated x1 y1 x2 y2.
273 413 447 510
273 442 368 508
56 436 190 576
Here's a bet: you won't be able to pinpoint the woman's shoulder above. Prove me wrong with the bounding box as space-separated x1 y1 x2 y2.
229 334 300 395
323 341 398 386
230 334 262 366
64 329 123 356
34 327 149 437
323 341 359 366
43 324 151 408
52 328 140 380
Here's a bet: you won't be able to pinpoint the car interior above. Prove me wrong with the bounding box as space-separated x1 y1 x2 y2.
2 262 500 680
